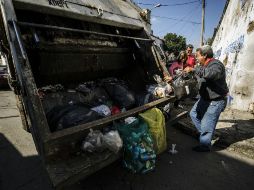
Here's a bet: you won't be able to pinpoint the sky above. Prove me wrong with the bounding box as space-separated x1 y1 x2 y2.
133 0 227 48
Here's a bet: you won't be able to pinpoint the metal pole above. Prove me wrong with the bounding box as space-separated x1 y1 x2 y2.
12 20 27 61
17 21 153 42
200 0 205 46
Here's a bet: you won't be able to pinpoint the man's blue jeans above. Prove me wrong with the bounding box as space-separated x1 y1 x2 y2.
189 98 226 147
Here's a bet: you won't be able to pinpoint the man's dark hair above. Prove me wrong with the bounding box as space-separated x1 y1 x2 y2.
187 44 194 49
197 45 213 58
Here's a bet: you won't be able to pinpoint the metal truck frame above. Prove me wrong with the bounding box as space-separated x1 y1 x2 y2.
0 0 175 188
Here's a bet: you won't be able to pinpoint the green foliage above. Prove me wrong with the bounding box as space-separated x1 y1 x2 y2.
163 33 186 54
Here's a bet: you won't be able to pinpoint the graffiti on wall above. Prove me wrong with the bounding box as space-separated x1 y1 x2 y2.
215 35 245 88
240 0 248 9
214 48 222 59
224 35 245 55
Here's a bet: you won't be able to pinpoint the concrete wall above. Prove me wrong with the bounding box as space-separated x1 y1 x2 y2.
212 0 254 112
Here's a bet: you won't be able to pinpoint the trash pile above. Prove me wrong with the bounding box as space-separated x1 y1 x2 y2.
38 77 171 174
135 75 173 106
80 108 167 174
38 77 173 132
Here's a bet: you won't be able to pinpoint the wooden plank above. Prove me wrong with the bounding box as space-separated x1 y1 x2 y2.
49 96 176 141
168 110 188 125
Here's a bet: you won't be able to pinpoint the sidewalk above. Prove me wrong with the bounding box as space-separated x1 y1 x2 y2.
0 90 53 190
173 102 254 159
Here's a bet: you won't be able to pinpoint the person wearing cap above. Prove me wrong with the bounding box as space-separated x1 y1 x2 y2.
184 45 228 152
185 44 196 68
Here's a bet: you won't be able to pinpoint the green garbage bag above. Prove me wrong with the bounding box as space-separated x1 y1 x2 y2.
139 108 167 154
115 117 156 173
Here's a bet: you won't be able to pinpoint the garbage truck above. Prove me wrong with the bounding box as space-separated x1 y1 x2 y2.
0 0 179 188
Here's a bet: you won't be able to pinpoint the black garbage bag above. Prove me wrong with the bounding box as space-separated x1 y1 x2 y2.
41 92 88 114
135 92 158 106
76 83 110 106
47 104 102 132
105 84 135 109
91 87 110 105
101 78 135 109
172 73 198 99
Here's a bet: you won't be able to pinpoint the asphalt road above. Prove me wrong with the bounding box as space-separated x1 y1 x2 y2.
0 90 254 190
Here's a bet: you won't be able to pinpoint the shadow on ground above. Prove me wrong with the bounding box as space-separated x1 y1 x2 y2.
0 134 53 190
214 118 254 147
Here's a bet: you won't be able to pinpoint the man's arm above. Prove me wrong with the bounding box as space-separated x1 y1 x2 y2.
189 62 223 80
202 63 224 80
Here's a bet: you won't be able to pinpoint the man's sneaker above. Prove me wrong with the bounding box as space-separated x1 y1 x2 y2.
192 145 211 152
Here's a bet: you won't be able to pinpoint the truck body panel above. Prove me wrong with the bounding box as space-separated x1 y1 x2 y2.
0 0 173 188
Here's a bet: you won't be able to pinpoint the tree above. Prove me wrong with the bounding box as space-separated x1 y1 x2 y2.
163 33 186 54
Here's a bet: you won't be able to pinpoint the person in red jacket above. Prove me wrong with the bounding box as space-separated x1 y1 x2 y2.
168 51 187 78
185 44 196 68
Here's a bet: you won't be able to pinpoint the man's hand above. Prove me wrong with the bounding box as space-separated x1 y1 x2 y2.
164 75 173 82
184 66 193 73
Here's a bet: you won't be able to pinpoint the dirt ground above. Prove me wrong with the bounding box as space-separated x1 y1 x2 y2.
0 90 254 190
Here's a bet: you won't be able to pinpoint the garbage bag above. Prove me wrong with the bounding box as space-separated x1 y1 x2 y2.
102 130 123 154
111 106 121 115
102 78 135 109
139 108 167 154
76 82 95 94
76 84 110 106
81 129 123 153
115 118 147 143
147 83 173 98
81 129 105 152
124 117 137 125
47 104 102 132
135 93 157 106
91 104 111 117
41 92 87 114
115 117 156 174
172 73 198 99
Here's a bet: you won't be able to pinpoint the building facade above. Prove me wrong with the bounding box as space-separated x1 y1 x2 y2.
212 0 254 112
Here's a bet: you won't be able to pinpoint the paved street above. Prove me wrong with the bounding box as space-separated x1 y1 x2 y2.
0 90 254 190
70 126 254 190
